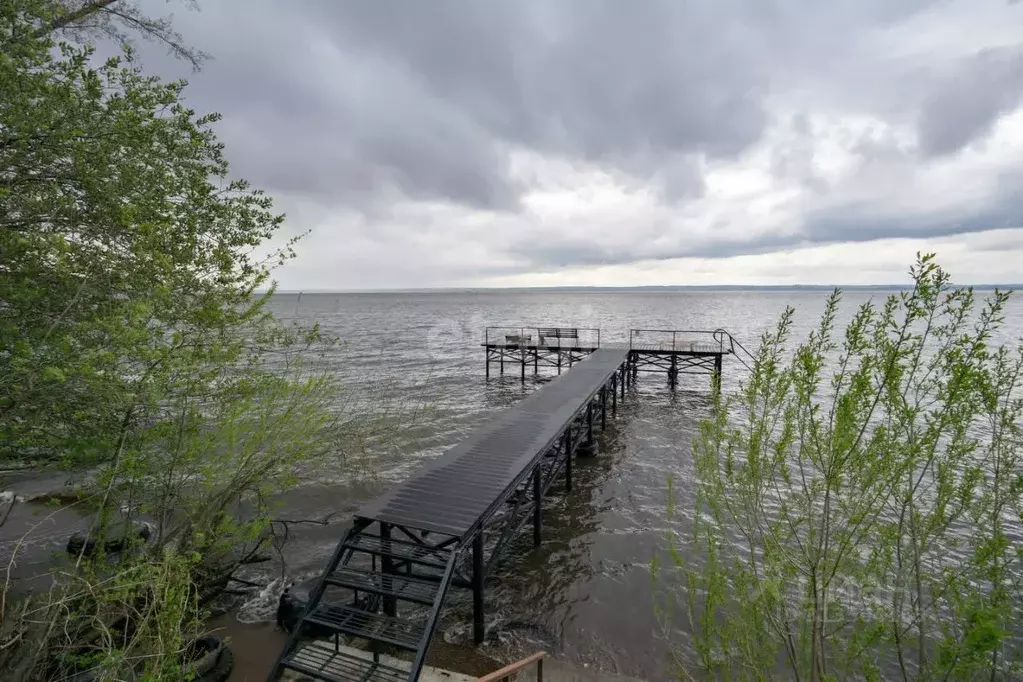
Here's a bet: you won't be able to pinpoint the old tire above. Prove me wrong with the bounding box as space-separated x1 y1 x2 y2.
204 643 234 682
276 579 332 637
61 637 230 682
183 635 234 682
66 521 152 557
277 577 373 637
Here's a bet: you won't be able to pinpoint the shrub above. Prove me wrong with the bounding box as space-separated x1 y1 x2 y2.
662 255 1023 681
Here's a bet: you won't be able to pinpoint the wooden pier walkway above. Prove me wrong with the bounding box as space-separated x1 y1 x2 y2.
268 328 749 682
360 345 630 538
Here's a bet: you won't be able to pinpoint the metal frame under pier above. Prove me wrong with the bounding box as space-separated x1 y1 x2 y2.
359 346 633 645
456 355 632 642
484 326 740 387
483 326 601 379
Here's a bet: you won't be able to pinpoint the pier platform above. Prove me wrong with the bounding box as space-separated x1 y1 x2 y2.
484 327 738 385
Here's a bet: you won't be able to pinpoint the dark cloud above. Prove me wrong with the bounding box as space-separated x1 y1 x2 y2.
799 199 1023 249
123 0 1023 286
918 46 1023 156
316 1 769 162
148 0 779 209
151 1 1022 209
503 171 1023 270
164 5 519 212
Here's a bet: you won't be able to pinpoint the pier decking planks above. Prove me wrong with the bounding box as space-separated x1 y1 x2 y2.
356 346 630 538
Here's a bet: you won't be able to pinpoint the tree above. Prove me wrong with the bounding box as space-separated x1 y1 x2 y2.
661 255 1023 681
1 2 339 678
39 0 208 69
1 0 289 466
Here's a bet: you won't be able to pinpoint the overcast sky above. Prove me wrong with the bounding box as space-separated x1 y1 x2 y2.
136 0 1023 289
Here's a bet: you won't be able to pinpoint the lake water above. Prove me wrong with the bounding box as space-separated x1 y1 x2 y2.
10 287 1013 681
210 287 1016 681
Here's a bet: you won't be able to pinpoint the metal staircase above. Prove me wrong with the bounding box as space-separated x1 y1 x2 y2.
268 521 462 682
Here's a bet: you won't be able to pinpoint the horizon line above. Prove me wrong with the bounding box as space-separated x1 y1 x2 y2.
260 282 1021 294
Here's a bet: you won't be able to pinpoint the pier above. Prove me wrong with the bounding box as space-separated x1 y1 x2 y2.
484 327 739 386
268 328 748 682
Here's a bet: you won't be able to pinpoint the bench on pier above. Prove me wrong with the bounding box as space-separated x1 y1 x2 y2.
537 327 579 347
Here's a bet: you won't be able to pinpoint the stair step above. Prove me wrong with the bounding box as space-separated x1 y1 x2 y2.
326 566 441 605
344 533 453 569
305 604 426 651
282 644 408 682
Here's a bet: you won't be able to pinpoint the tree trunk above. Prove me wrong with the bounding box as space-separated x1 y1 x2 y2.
36 0 121 36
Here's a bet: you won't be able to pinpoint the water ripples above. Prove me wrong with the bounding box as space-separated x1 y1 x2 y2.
256 289 1023 681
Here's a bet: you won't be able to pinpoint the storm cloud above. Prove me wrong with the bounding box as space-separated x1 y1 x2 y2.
133 0 1023 287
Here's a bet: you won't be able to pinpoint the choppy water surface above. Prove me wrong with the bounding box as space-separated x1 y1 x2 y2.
169 289 1023 679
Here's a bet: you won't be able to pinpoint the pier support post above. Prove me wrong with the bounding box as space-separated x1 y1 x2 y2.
533 467 542 546
612 375 617 414
521 347 526 381
534 350 538 375
713 354 723 393
500 352 504 374
557 351 562 375
586 403 594 445
380 523 396 618
620 366 626 400
669 355 677 387
472 533 485 644
564 429 573 492
578 402 595 457
485 350 490 379
597 386 605 429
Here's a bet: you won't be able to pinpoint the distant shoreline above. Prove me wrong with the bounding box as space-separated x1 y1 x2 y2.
264 283 1020 295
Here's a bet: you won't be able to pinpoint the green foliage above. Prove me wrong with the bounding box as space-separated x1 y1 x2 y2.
1 548 204 680
664 255 1023 681
1 3 342 679
1 0 297 465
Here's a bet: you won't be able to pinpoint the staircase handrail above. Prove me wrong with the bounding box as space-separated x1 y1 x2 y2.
476 651 546 682
408 549 461 681
712 328 755 372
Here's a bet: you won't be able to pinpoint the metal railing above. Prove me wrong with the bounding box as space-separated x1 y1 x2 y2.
713 328 755 371
476 651 545 682
629 328 726 352
629 328 755 371
484 326 601 348
408 550 460 682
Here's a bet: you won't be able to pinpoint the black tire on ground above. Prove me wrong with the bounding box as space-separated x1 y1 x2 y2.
183 635 234 682
204 643 233 682
185 635 223 677
276 580 333 637
66 522 152 557
66 533 100 557
59 636 228 682
276 578 372 638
